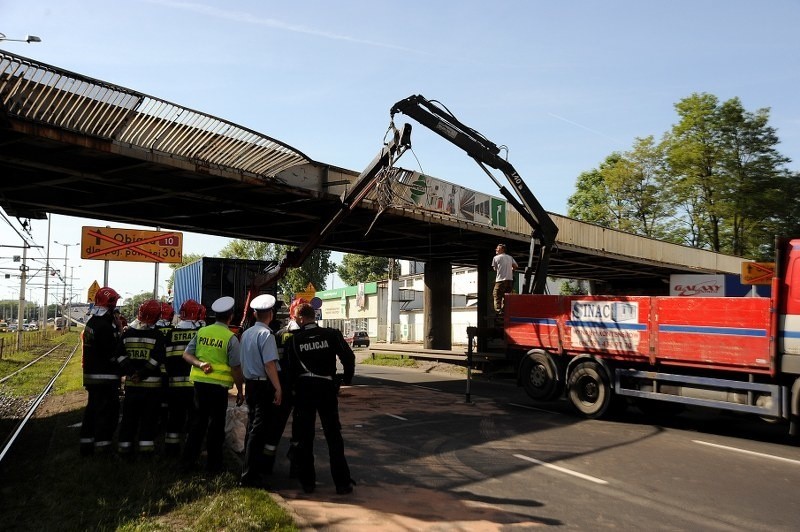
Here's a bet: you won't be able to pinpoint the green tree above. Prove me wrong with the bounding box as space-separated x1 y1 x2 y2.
567 164 613 226
218 239 335 297
337 254 391 286
569 92 794 258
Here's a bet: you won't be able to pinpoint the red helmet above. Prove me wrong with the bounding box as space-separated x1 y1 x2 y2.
94 287 120 309
289 297 308 320
137 299 162 325
180 299 206 321
160 302 175 321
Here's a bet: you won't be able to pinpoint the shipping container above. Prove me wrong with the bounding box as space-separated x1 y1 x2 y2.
172 257 277 325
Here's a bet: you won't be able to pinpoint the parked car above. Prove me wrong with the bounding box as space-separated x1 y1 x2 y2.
345 330 370 348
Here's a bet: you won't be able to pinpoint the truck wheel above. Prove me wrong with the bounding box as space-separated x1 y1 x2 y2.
567 360 612 419
520 352 562 401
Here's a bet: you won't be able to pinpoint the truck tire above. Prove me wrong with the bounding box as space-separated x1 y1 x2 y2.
567 360 612 419
519 351 562 401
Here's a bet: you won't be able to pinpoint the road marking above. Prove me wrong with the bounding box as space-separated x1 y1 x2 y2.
514 453 609 485
386 413 408 421
412 384 441 392
508 402 561 415
693 440 800 465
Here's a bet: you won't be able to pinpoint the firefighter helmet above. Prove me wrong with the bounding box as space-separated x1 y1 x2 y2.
160 302 175 321
94 287 120 309
289 297 308 320
137 299 162 325
179 299 205 321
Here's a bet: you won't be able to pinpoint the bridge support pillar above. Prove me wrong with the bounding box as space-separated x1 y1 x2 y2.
423 259 451 350
477 249 494 351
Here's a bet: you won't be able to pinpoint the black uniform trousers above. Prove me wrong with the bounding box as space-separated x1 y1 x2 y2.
292 376 351 489
118 386 161 454
164 386 194 455
80 382 120 454
241 379 275 483
263 369 293 473
182 381 229 472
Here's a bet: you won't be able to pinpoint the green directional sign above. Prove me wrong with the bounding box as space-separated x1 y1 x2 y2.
490 198 507 227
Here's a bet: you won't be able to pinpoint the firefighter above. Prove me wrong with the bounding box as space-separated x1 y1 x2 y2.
116 299 167 457
162 299 205 456
79 286 123 456
285 303 356 494
181 296 244 474
239 294 282 487
156 302 175 429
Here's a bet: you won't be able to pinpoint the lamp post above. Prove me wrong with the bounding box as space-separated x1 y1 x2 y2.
54 241 79 331
0 33 42 44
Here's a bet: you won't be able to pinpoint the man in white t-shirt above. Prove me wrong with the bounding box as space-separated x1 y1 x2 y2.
491 243 518 314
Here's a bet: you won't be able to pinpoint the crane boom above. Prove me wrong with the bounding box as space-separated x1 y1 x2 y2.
390 95 558 294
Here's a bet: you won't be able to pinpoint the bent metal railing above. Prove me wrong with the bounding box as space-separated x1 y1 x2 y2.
0 51 311 179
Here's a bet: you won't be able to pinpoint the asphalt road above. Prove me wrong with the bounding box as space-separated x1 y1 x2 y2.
295 361 800 530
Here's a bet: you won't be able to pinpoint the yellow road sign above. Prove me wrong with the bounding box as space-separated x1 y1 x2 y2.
741 261 774 285
87 280 101 303
294 282 316 302
81 226 183 264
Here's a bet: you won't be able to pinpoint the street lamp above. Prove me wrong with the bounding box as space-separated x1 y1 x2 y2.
54 241 79 331
0 33 42 44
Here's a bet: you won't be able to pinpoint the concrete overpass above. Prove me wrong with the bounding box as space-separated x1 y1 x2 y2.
0 51 746 345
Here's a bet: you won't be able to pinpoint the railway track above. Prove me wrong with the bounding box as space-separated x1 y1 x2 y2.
0 342 80 464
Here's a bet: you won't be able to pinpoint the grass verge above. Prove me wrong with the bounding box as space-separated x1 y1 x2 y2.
360 353 419 368
0 333 298 531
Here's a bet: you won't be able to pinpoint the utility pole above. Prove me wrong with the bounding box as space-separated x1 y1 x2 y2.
54 241 79 331
42 214 51 330
16 245 27 350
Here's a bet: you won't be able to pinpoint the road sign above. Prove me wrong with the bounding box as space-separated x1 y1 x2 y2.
80 226 183 264
87 280 100 303
294 282 316 302
741 261 774 285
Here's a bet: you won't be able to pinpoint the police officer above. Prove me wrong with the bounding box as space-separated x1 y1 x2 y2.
80 286 123 456
285 303 356 494
239 294 283 487
181 296 244 474
162 299 205 456
116 299 167 457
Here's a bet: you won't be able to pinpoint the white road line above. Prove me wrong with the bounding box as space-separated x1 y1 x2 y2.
693 440 800 466
508 402 561 415
412 384 441 392
386 413 408 421
514 453 609 485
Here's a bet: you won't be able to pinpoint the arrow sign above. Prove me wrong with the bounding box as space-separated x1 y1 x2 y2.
741 262 775 285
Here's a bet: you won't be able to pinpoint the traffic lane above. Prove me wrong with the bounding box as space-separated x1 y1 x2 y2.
347 365 800 529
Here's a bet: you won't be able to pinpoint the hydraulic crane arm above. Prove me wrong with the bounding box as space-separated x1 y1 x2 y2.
238 123 412 329
390 95 558 294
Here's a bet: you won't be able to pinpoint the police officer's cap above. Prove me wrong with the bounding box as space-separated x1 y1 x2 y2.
250 294 276 311
211 296 235 314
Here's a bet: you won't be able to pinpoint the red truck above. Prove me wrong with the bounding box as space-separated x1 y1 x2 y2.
506 237 800 436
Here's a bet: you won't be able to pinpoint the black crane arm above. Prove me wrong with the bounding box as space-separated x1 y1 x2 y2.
390 94 558 294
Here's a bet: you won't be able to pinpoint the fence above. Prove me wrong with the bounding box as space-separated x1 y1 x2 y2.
0 328 70 359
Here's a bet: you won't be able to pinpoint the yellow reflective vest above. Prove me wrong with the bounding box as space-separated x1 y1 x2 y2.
189 324 235 388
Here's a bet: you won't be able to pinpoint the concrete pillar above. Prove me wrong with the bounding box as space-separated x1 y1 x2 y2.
423 259 451 350
386 279 399 344
477 249 494 351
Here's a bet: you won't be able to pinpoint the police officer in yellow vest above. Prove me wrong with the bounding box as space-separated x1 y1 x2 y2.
180 296 244 473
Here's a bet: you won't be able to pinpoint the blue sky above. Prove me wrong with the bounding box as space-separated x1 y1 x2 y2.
2 0 799 303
